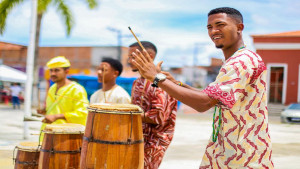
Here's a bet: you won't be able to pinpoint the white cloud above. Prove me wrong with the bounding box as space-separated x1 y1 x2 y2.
0 0 299 67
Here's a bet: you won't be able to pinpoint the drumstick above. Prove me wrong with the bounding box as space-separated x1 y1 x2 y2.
128 27 146 51
38 87 40 110
103 64 106 103
128 27 153 107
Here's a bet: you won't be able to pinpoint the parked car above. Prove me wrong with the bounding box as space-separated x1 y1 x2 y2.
281 103 300 123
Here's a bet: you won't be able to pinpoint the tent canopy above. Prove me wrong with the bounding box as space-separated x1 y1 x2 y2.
0 64 27 83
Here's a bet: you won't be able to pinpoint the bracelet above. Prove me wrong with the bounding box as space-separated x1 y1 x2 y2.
177 81 183 86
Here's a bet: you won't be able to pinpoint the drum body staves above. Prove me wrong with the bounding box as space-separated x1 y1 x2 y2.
38 123 84 169
14 142 40 169
80 104 144 169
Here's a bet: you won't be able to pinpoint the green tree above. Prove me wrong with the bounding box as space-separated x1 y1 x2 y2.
0 0 98 107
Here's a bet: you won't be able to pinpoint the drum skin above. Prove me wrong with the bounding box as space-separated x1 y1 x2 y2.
39 132 83 169
80 109 144 169
14 148 39 169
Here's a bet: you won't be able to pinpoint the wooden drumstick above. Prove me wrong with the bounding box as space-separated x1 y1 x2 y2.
128 27 152 108
102 64 106 103
128 27 146 52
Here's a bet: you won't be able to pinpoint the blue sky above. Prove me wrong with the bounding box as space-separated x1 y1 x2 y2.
1 0 300 67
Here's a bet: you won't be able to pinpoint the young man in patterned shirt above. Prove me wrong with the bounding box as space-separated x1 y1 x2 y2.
128 41 178 169
131 7 273 169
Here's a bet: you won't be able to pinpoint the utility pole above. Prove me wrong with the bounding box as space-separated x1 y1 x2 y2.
24 0 38 139
107 27 136 61
193 42 207 87
107 27 122 61
193 43 200 86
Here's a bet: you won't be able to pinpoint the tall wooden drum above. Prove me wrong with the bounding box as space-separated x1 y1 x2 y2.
80 103 144 169
14 142 40 169
39 123 84 169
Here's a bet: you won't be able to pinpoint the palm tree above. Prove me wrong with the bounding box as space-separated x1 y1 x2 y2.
0 0 98 107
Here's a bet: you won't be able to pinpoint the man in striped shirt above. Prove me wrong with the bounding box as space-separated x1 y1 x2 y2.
128 41 178 169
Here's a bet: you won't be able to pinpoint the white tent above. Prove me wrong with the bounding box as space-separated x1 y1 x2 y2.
0 64 27 83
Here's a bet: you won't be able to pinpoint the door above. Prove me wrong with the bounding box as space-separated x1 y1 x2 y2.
269 67 284 103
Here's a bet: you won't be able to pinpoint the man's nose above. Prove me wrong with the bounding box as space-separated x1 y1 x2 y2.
50 71 56 75
211 27 220 34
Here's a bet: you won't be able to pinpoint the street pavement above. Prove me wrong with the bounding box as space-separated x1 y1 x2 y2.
0 103 300 169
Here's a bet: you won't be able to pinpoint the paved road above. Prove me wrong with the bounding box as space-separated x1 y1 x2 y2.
0 104 300 169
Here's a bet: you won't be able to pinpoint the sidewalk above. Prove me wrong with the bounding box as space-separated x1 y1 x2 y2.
1 103 300 169
0 104 41 169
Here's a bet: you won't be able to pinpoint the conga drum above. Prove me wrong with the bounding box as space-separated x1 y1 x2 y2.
39 123 84 169
14 142 40 169
80 103 144 169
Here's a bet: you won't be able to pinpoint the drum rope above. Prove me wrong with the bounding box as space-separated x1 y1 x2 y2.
12 146 17 165
128 111 133 144
89 111 96 142
14 160 39 166
40 148 81 154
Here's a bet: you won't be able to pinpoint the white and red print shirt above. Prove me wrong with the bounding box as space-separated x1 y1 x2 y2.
201 49 273 169
131 78 177 153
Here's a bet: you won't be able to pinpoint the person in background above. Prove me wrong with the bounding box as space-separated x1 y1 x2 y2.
128 41 178 169
90 57 131 104
37 56 89 140
10 83 22 109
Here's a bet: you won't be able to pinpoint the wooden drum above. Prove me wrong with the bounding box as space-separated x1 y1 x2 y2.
14 142 40 169
39 123 84 169
80 103 144 169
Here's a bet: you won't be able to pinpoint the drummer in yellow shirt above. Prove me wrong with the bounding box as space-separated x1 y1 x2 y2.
37 56 89 140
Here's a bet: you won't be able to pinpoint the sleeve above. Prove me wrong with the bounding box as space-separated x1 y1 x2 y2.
203 55 255 108
64 86 89 125
90 91 97 104
118 87 131 104
118 95 131 104
144 87 171 126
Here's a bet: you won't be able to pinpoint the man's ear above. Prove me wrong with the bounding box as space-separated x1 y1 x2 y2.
237 23 244 34
148 51 156 60
65 68 69 74
114 70 119 78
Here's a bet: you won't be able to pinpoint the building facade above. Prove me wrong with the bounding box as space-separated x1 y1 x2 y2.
0 41 137 80
252 30 300 105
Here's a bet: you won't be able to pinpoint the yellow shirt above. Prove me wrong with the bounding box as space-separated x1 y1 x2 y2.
40 81 89 140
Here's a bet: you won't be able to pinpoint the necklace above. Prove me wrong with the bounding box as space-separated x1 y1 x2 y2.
103 84 117 103
212 105 222 142
211 45 245 142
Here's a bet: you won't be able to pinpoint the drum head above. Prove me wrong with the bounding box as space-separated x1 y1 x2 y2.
16 142 40 152
43 123 85 134
88 103 143 114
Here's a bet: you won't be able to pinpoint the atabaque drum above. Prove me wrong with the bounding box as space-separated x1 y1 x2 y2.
39 123 84 169
80 103 144 169
14 142 40 169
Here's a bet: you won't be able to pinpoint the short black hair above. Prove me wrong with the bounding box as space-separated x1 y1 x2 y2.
101 57 123 76
129 41 157 54
208 7 243 23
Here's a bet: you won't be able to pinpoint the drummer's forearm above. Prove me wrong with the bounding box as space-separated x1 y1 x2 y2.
55 114 66 120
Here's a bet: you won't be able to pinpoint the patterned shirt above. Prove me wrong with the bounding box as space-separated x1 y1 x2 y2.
201 49 273 168
131 78 177 169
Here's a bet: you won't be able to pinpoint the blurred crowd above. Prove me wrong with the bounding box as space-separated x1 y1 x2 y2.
0 82 23 109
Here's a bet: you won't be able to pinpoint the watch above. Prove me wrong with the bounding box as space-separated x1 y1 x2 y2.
151 73 166 88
